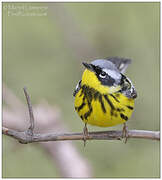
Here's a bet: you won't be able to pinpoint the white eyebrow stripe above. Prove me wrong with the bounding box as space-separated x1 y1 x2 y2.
103 69 121 80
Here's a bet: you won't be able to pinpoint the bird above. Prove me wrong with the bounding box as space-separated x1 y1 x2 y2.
73 57 137 144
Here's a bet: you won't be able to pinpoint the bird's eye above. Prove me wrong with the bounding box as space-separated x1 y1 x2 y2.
99 71 107 78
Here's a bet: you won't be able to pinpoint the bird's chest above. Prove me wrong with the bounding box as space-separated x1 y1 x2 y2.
74 86 134 127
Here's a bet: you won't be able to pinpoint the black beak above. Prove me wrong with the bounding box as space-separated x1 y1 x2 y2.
82 62 93 71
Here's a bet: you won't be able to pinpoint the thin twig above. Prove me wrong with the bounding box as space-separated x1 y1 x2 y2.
3 85 92 177
2 87 160 144
2 126 160 144
23 87 34 135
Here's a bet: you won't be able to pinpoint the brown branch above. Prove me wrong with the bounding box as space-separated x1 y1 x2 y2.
3 85 92 177
2 87 160 144
23 87 34 135
2 126 160 144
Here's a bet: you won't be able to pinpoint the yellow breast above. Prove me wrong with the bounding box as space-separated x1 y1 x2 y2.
75 88 134 127
74 69 135 127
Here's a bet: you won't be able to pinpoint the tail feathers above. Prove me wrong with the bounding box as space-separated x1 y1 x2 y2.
105 57 131 73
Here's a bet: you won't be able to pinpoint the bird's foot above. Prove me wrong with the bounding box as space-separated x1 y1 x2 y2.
83 123 89 147
122 123 129 143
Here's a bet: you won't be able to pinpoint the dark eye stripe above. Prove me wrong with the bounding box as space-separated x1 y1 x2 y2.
99 76 115 86
101 71 106 76
92 65 116 86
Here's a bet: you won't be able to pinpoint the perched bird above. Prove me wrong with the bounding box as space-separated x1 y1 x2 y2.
73 57 137 144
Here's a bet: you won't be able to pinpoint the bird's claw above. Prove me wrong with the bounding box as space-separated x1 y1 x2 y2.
122 123 129 143
83 123 89 147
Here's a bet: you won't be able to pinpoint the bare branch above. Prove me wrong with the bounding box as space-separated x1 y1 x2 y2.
3 86 160 144
23 87 34 135
3 85 92 177
2 127 160 144
2 85 160 177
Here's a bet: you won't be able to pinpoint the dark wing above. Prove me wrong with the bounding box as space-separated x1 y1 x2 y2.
105 57 131 73
73 80 81 97
120 74 137 99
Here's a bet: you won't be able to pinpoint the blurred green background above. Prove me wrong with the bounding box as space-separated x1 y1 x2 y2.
3 2 160 178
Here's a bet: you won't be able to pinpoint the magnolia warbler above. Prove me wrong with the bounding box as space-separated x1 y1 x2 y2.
73 57 137 143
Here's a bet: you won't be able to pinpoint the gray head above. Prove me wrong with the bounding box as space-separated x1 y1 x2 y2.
91 59 122 86
82 57 137 98
83 57 130 86
91 57 131 73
